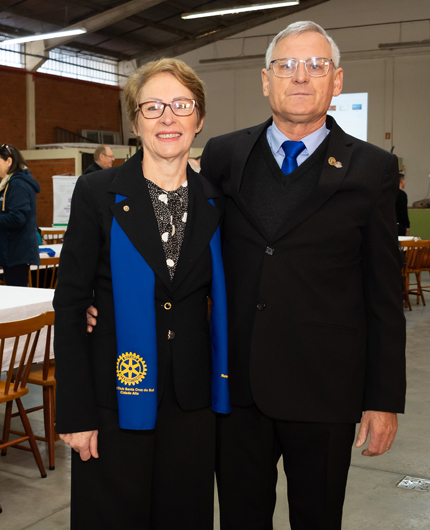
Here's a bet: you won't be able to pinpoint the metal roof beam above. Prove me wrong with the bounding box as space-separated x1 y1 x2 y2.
59 42 131 62
131 15 194 39
63 0 195 40
133 0 330 63
164 0 189 11
46 0 167 50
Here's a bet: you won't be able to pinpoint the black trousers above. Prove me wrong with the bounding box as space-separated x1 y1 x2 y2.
216 405 356 530
70 359 216 530
4 264 29 286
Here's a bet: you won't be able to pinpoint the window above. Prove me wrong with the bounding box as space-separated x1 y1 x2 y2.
0 42 24 68
0 40 119 86
38 49 119 86
81 130 121 144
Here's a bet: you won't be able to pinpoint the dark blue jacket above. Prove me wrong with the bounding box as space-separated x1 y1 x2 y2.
0 168 40 267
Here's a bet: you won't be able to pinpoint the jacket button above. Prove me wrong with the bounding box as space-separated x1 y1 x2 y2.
164 302 172 310
265 247 274 255
168 330 175 340
257 302 266 311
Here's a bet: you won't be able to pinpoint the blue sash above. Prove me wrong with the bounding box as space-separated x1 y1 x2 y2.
111 194 230 430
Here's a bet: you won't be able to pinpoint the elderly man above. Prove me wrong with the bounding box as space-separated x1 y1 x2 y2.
83 145 115 174
201 21 406 530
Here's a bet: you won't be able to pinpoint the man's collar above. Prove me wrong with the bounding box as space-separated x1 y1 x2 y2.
268 120 329 158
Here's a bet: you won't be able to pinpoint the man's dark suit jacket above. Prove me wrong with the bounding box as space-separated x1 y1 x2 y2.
54 151 222 434
201 116 406 424
83 161 103 175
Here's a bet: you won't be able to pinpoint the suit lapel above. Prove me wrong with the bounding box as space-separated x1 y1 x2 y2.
108 152 172 291
272 120 353 242
228 118 274 240
172 166 221 292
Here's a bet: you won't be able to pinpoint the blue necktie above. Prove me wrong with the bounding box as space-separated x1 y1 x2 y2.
281 141 306 175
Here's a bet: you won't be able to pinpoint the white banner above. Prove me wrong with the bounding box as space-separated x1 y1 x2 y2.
52 175 79 226
327 93 368 142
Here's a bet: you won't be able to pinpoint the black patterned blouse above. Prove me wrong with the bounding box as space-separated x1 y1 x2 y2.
146 178 188 281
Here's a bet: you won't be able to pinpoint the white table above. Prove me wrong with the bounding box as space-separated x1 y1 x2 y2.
0 286 54 371
39 244 62 258
0 245 62 276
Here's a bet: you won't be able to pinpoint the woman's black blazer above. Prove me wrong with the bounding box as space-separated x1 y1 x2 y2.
54 152 223 434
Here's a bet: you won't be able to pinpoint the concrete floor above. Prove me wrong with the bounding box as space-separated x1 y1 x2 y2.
1 280 429 529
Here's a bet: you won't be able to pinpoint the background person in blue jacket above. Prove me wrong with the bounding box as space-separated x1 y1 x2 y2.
0 143 40 286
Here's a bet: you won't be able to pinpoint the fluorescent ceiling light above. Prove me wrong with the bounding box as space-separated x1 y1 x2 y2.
182 0 299 19
1 28 87 45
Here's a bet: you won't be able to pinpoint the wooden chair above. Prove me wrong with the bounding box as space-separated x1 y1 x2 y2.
28 257 59 289
10 311 56 470
400 240 430 310
40 229 65 244
0 313 47 479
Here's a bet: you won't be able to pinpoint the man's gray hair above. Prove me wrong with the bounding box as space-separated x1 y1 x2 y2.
265 21 341 70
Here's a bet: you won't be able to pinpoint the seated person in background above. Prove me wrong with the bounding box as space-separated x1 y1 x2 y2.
83 144 115 174
37 227 47 245
396 173 410 236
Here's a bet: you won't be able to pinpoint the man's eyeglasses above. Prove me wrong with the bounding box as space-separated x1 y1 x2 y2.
270 57 333 78
136 99 196 119
102 153 115 159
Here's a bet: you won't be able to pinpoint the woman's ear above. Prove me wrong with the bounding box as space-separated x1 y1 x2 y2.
196 116 204 135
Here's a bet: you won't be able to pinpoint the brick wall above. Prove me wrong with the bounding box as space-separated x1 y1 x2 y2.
35 74 121 144
0 67 122 224
0 66 27 149
0 67 121 149
28 158 75 227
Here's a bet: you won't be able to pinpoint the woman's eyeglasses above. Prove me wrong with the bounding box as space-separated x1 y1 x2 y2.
135 99 196 119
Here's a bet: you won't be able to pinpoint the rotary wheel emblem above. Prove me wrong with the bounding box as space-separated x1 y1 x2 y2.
117 352 147 386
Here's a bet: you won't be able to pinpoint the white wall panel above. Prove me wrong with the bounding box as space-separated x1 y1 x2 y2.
393 54 430 201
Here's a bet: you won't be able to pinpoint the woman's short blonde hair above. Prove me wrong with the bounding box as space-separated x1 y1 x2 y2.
124 58 206 129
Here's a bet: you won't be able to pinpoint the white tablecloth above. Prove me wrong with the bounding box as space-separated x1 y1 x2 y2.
0 245 62 275
39 244 62 258
0 286 54 371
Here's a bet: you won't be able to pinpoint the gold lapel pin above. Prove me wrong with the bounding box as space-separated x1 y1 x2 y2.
328 157 342 168
123 205 130 212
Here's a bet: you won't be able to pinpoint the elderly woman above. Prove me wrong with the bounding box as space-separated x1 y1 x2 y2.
0 144 40 286
54 59 230 530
